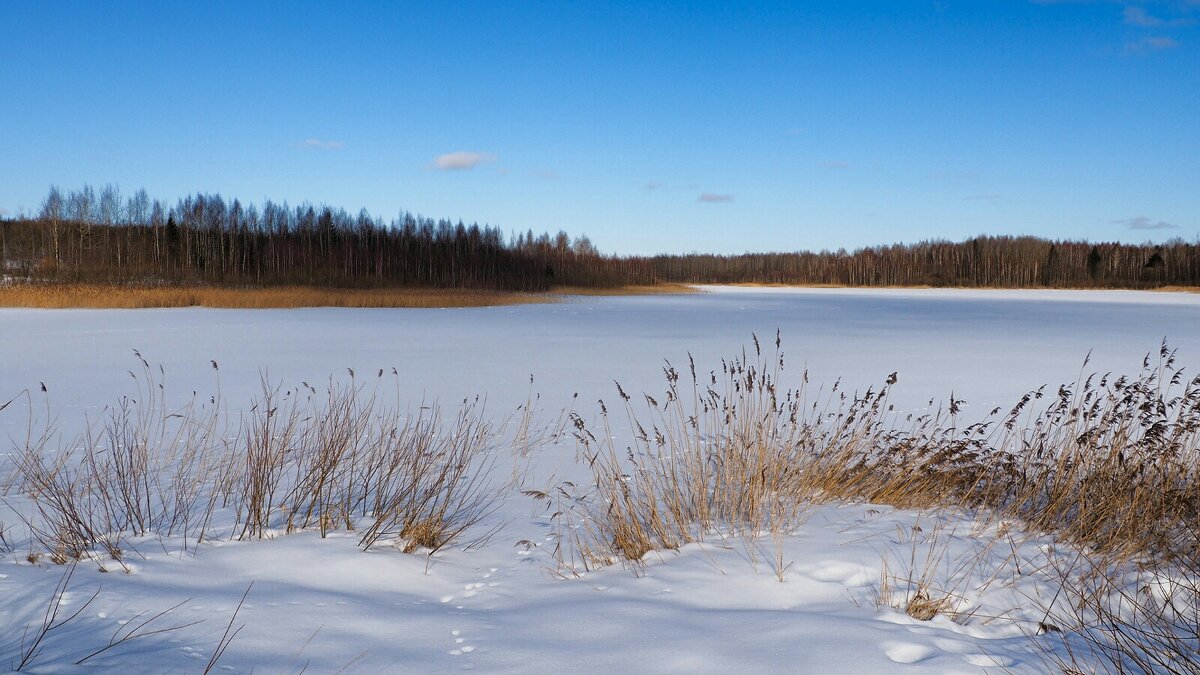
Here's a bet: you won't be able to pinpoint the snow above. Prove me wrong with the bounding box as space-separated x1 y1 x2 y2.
2 286 1200 672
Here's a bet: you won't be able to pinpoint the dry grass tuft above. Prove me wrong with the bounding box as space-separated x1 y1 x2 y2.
5 362 503 562
7 329 1200 671
223 380 504 554
544 337 1200 571
530 335 1200 669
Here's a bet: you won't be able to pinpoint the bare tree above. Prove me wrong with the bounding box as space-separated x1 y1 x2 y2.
39 185 64 265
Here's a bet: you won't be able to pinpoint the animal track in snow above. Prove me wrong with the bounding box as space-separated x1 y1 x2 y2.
449 629 476 656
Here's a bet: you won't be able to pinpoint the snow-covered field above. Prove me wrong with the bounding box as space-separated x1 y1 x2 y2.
2 287 1199 673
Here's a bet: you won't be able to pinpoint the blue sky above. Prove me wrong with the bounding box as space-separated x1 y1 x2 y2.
1 1 1197 254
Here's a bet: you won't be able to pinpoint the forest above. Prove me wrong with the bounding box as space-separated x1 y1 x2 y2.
1 184 1197 291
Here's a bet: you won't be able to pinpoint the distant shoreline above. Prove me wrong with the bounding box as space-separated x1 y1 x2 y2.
713 281 1200 294
0 282 697 309
0 281 1194 309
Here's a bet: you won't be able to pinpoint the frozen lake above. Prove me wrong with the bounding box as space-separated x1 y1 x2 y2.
3 286 1199 437
2 286 1200 673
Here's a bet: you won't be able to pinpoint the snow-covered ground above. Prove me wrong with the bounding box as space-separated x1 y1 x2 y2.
2 287 1199 673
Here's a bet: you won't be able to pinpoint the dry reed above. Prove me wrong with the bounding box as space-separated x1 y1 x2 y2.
530 335 1200 669
0 282 697 309
4 362 504 562
6 334 1200 671
544 337 1200 569
549 283 698 296
0 283 544 309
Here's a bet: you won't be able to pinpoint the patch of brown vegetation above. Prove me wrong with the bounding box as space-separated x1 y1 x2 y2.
538 336 1200 574
724 282 931 289
550 283 699 296
0 282 702 309
0 284 545 309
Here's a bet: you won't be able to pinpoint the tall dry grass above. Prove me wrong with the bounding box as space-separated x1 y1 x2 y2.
0 282 698 309
529 335 1200 668
537 333 983 568
3 363 504 562
7 355 224 564
1036 541 1200 673
543 337 1199 568
0 283 544 309
549 283 698 296
6 334 1200 670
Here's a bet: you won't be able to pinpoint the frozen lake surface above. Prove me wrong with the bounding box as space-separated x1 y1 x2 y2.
4 286 1199 436
2 286 1199 673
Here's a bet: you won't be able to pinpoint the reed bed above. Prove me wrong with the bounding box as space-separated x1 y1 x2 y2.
549 283 698 296
544 336 1200 567
0 283 544 309
0 282 698 309
5 335 1200 670
528 336 1200 669
3 361 504 564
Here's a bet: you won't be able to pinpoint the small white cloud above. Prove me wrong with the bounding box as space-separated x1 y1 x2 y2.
432 151 496 170
1125 6 1160 26
300 138 345 150
1126 35 1179 52
698 193 734 203
645 180 663 190
1115 216 1180 230
822 160 851 169
1124 6 1193 27
531 169 559 180
0 207 9 217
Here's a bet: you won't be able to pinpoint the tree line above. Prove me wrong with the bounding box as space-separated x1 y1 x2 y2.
0 185 649 290
651 236 1200 288
1 184 1196 290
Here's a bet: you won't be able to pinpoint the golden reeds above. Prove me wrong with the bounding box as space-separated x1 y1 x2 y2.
0 283 544 309
6 333 1200 670
547 337 1200 571
5 363 503 560
530 336 1200 669
0 282 699 309
549 283 698 296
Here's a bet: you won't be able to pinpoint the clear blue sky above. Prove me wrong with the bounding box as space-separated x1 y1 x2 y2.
2 1 1197 254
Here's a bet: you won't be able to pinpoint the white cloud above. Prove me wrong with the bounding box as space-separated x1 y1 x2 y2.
1124 6 1193 27
698 193 734 203
0 208 9 217
1126 6 1160 25
432 151 496 170
1126 35 1180 51
1115 216 1180 230
300 138 345 150
531 169 559 180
